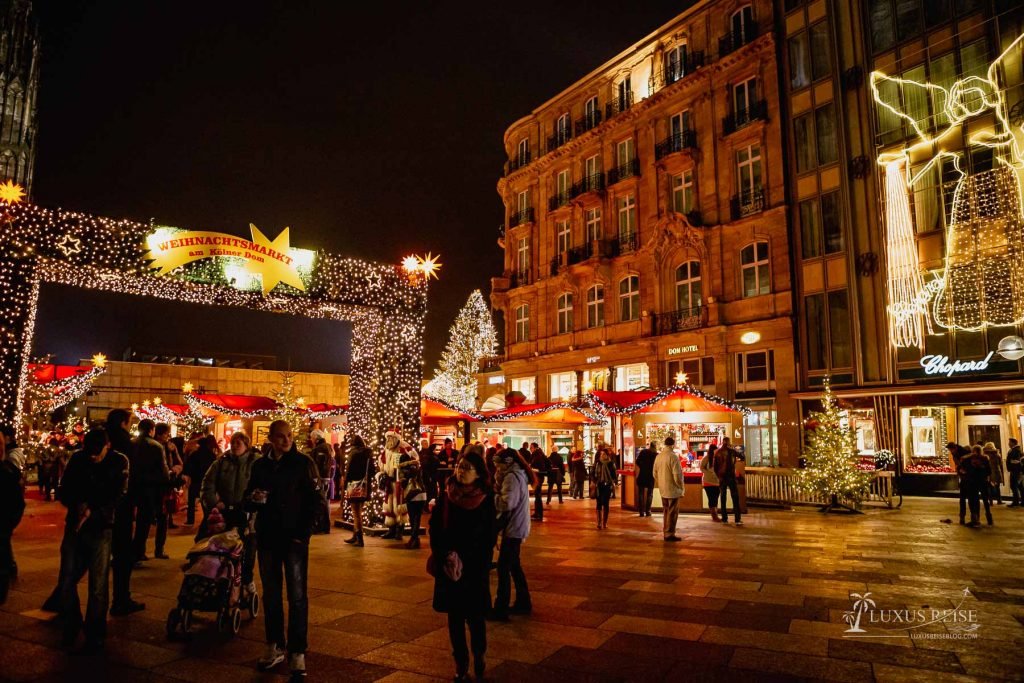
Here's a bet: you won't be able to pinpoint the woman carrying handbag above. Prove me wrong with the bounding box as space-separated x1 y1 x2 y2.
343 436 376 547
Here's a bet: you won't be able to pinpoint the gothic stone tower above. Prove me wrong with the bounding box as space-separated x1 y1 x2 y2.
0 0 38 195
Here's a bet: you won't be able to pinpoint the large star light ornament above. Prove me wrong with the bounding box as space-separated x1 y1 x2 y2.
244 225 307 294
0 180 25 204
57 234 83 257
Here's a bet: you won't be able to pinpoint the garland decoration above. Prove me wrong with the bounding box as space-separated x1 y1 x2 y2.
584 385 751 416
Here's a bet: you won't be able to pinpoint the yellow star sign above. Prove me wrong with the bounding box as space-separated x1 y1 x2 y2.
0 180 25 203
181 382 194 394
91 353 107 369
144 224 307 295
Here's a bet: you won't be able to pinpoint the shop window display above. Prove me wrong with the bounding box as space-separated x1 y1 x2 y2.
901 407 953 472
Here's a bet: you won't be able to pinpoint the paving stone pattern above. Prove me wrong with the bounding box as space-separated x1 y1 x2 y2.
3 494 1023 682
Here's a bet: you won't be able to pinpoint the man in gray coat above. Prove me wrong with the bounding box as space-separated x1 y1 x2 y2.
489 448 532 620
653 438 684 542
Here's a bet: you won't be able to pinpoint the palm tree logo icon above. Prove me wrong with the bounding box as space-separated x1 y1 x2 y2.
842 592 876 633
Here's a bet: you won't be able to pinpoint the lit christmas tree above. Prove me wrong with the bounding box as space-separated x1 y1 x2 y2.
793 379 873 513
424 290 497 411
267 372 310 449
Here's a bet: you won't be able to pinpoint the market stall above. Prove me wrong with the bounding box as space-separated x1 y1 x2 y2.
419 395 480 448
475 401 603 457
586 387 749 513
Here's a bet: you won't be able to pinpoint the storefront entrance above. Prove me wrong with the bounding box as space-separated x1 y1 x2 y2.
960 408 1009 496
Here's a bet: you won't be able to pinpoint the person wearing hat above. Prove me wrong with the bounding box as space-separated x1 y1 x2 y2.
489 448 533 621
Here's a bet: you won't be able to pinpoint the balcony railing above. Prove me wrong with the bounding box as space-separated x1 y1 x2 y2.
547 126 573 152
617 232 639 254
654 129 698 160
549 245 593 275
653 305 707 335
508 207 535 228
722 99 768 135
607 158 640 185
719 21 759 57
648 51 705 93
477 355 504 373
548 192 571 212
506 152 532 175
605 91 634 120
731 186 765 220
575 110 602 135
570 172 605 197
510 269 532 288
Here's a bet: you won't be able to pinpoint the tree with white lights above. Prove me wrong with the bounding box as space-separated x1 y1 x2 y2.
793 379 873 513
425 290 497 411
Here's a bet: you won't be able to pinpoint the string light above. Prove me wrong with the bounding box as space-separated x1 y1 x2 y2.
0 197 430 447
584 386 752 416
421 393 485 421
480 400 606 424
871 32 1024 347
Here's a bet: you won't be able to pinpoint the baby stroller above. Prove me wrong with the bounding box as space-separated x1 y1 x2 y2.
166 508 259 639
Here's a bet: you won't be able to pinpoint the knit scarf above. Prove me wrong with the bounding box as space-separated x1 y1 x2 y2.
446 479 486 510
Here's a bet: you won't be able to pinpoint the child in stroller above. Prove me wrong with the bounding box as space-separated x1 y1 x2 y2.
166 506 259 639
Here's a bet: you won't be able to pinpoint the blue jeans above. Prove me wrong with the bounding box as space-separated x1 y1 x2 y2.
258 538 309 653
60 525 113 645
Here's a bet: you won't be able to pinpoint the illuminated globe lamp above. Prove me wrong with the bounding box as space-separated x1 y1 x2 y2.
997 335 1024 361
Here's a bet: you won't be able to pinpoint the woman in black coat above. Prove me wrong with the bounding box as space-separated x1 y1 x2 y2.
430 451 495 682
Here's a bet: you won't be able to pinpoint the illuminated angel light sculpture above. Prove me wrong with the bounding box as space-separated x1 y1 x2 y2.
871 34 1024 348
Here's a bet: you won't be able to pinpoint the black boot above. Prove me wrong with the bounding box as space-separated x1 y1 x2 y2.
394 526 404 542
344 533 360 545
355 532 364 547
405 535 420 549
381 527 397 540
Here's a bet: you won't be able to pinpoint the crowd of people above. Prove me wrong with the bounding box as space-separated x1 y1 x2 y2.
945 438 1023 527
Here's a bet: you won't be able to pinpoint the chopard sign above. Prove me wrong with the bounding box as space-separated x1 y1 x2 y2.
919 352 994 378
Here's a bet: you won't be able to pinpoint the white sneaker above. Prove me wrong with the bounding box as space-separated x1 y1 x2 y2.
257 643 285 671
289 652 306 677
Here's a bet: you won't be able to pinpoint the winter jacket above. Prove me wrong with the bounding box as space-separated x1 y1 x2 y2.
1007 446 1023 473
634 448 656 487
345 446 376 482
58 449 129 531
714 446 743 482
430 486 495 616
310 441 334 480
962 453 992 489
400 453 427 502
700 451 719 486
548 452 565 483
245 447 320 543
592 459 618 487
183 446 217 493
0 460 25 533
530 450 549 484
128 435 169 502
985 450 1004 485
495 466 530 540
653 445 685 499
5 446 25 473
201 449 260 510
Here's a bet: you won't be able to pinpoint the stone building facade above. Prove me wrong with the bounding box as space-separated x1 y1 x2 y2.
486 0 799 466
0 0 38 194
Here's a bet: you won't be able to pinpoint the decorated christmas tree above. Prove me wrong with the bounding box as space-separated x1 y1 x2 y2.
267 372 310 449
424 290 497 411
793 379 874 513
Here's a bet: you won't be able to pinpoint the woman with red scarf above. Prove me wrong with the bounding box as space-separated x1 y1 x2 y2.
429 451 495 682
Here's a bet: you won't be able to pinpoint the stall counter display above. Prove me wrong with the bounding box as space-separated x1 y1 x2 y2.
621 450 746 514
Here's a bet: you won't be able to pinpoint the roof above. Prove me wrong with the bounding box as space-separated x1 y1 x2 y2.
480 402 602 425
587 388 747 415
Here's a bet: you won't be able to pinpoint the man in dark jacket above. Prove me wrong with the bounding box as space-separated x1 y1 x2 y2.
130 420 169 562
546 449 565 504
106 409 144 616
183 435 217 527
419 439 439 502
247 420 319 679
1006 438 1023 507
0 433 25 605
529 443 549 521
635 442 657 517
58 427 129 653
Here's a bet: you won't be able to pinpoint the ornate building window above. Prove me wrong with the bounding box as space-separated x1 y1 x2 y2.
741 241 770 297
515 304 530 343
619 275 640 321
586 284 605 328
556 292 574 334
675 261 702 311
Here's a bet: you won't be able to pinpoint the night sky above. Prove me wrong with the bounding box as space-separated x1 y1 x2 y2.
30 0 684 373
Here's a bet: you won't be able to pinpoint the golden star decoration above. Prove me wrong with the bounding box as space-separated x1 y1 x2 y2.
142 400 151 408
91 353 107 369
57 234 83 257
153 397 162 405
417 253 441 280
244 225 307 295
674 372 689 385
0 180 25 203
181 382 194 394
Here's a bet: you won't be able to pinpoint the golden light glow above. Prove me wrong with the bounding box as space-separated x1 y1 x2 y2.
740 331 761 345
674 372 689 385
130 403 139 411
153 396 162 405
91 353 107 368
402 255 420 272
181 382 194 394
418 253 442 280
0 180 25 204
142 400 151 408
871 32 1024 347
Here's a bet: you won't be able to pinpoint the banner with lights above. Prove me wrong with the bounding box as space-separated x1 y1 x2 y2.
0 190 437 448
144 224 313 295
870 33 1024 348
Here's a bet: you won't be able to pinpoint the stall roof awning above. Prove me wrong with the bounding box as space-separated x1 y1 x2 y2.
28 364 93 384
192 394 278 412
587 388 746 415
420 396 481 425
480 402 602 425
303 403 348 415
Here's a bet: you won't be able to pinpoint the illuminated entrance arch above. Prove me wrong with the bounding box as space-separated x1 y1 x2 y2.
0 196 432 447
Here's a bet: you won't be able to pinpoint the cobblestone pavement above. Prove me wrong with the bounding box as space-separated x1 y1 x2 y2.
3 493 1023 682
